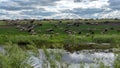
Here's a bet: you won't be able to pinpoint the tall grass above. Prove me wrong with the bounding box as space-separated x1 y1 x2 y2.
114 45 120 68
0 34 120 51
0 43 120 68
0 43 32 68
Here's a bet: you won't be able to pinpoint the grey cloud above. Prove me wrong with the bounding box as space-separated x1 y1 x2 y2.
74 0 98 2
0 0 120 19
20 10 56 16
61 8 113 18
0 5 35 11
11 0 60 6
109 0 120 10
0 0 60 11
61 8 105 15
0 1 35 11
0 13 6 15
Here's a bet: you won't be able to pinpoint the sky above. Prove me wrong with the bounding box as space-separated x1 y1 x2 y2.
0 0 120 19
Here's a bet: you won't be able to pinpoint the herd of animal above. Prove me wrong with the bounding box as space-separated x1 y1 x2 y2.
1 19 120 36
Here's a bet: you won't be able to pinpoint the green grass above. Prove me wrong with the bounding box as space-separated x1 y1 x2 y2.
0 43 32 68
0 43 120 68
0 19 120 35
0 27 29 35
0 19 120 68
0 19 120 50
34 23 120 35
0 21 7 25
0 34 119 51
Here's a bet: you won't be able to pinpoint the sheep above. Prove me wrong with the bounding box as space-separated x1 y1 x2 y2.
30 19 35 24
27 29 33 32
104 28 108 32
110 27 114 30
73 22 80 27
86 33 90 37
59 20 62 23
37 23 42 26
117 29 120 32
53 24 59 27
64 29 72 35
31 31 37 35
46 28 54 33
90 31 94 35
78 31 82 34
101 28 108 34
16 25 21 29
101 30 107 34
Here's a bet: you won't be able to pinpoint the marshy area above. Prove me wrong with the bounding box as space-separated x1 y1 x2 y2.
0 19 120 68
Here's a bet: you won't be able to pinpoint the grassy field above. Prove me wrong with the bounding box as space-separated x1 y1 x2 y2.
0 19 120 68
0 19 120 50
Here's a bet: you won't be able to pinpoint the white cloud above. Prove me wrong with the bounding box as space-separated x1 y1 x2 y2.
39 0 109 13
0 0 120 19
101 10 120 18
0 0 8 2
44 13 82 19
55 0 109 10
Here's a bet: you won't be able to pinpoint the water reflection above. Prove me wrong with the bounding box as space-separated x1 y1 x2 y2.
28 49 115 68
0 46 5 54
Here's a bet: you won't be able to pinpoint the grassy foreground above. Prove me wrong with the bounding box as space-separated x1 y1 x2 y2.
0 44 120 68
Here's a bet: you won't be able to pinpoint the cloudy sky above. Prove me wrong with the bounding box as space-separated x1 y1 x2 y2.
0 0 120 19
